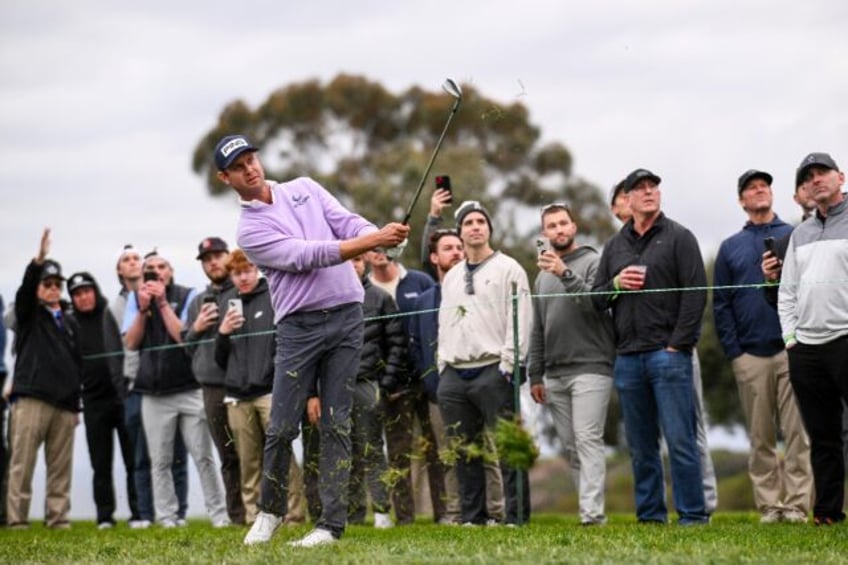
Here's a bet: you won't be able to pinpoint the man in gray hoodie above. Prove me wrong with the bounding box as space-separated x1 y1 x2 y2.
528 203 615 525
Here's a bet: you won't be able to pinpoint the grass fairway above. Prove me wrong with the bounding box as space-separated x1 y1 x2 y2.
1 513 846 564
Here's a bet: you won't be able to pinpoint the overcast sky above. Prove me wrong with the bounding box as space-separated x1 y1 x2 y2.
2 0 845 518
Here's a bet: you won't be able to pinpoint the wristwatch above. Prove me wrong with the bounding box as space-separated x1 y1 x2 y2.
561 267 574 280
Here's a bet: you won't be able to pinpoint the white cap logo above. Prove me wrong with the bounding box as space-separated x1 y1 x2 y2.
221 138 248 158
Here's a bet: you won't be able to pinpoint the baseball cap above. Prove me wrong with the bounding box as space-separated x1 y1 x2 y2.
796 152 839 186
40 259 65 282
67 272 97 294
623 169 662 192
214 135 258 171
196 237 229 260
608 178 627 206
737 169 773 194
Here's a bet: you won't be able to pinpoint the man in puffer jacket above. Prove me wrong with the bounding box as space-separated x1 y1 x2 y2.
346 254 406 528
214 249 306 525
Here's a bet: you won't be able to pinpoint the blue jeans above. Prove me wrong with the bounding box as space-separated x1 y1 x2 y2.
614 349 707 524
258 303 363 538
125 391 189 521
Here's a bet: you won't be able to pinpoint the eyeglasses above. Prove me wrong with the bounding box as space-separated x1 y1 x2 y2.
41 279 63 289
540 202 571 215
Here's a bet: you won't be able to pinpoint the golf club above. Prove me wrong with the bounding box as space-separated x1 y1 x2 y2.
401 78 463 225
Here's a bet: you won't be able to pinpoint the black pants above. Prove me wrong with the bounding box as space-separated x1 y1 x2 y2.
83 401 139 524
202 385 245 524
788 336 848 522
438 364 531 525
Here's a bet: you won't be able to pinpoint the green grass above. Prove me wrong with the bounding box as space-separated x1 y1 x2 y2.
1 514 847 564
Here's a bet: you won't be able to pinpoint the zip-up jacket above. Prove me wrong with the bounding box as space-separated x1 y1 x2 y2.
214 279 274 400
779 194 848 345
408 284 441 402
713 216 792 360
592 213 707 353
11 260 82 412
131 284 198 395
358 277 407 387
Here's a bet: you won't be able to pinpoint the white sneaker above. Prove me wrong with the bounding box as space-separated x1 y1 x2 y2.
97 521 115 530
373 512 393 529
160 519 178 528
176 518 188 527
287 528 337 548
212 518 231 528
128 519 151 529
244 511 283 546
760 509 782 524
783 510 808 524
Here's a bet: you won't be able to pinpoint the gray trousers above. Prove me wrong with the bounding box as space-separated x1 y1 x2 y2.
259 303 363 538
141 389 228 524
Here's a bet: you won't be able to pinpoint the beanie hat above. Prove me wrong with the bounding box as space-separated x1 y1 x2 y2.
454 200 493 235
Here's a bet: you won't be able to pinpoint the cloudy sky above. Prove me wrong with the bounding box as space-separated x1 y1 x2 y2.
2 1 846 518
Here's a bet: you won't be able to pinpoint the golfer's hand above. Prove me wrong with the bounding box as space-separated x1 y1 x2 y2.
376 223 410 248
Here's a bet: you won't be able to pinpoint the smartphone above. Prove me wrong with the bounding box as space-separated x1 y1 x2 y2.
143 270 159 282
227 298 243 317
763 236 776 256
535 238 552 255
435 175 453 204
202 295 217 305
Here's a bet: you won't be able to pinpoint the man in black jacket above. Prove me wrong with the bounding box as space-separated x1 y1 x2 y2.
7 228 81 529
68 271 140 529
592 169 708 526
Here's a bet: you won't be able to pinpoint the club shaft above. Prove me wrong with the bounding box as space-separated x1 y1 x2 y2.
402 98 461 225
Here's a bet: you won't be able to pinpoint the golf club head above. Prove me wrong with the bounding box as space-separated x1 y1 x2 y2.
442 78 462 100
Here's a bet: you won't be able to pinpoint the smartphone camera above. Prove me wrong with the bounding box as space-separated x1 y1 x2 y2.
536 238 552 255
435 175 453 204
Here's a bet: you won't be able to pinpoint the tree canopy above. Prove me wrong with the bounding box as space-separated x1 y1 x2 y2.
191 73 616 273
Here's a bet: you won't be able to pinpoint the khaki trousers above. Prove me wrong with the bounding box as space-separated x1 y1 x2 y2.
226 394 305 524
6 397 76 527
732 351 812 513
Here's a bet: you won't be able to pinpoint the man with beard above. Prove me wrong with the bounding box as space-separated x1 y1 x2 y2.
123 250 229 527
68 271 140 528
185 237 245 525
528 203 615 525
112 245 188 528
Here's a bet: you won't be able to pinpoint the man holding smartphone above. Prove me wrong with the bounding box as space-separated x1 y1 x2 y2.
213 134 408 548
528 203 615 526
713 170 811 524
184 237 246 526
123 250 229 528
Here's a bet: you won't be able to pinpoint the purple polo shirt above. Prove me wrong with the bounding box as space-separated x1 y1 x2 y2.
236 177 377 322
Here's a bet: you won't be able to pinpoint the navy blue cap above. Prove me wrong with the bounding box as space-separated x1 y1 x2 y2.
214 135 258 171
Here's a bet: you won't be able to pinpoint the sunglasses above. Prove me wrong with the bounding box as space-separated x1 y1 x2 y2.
41 279 63 289
464 269 475 295
540 202 571 215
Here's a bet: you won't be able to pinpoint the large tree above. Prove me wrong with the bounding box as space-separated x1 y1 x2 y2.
191 74 616 274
